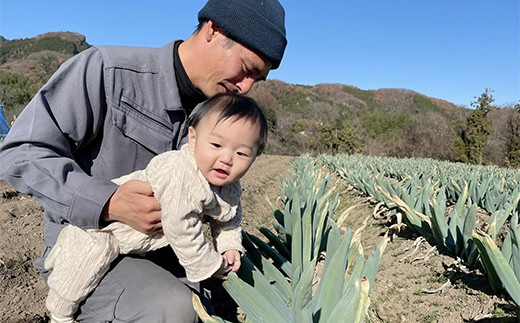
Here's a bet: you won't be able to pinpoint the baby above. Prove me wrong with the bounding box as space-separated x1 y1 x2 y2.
44 93 267 323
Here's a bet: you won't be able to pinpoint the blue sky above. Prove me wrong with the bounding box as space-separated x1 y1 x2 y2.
1 0 518 107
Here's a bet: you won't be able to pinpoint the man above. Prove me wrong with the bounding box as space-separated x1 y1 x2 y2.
0 0 287 321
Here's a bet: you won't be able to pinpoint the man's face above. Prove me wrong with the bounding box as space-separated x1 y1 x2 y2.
196 24 272 97
188 111 260 187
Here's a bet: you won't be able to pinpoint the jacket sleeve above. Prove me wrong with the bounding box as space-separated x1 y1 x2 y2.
144 150 222 282
0 47 118 230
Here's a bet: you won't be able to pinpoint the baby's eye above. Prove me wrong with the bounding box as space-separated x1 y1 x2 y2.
211 143 221 148
237 151 250 157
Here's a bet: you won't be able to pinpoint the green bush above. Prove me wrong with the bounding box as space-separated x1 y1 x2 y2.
360 111 411 139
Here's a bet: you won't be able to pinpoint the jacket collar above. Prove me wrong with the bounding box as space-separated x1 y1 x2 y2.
158 41 184 112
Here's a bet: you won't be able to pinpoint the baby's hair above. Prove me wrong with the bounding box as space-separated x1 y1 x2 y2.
188 93 268 155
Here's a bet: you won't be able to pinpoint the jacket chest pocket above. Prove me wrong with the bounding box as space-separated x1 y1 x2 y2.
112 96 174 155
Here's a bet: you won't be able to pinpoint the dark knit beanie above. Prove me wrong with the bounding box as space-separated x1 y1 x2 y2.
198 0 287 69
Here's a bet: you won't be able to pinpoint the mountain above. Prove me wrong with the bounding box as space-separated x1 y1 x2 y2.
0 32 91 126
247 81 513 164
248 81 464 160
0 32 513 165
0 31 90 78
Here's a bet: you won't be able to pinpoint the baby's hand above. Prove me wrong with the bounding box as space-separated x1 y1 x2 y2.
222 249 241 273
212 250 241 280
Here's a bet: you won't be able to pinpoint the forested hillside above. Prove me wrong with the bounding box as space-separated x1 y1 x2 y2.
1 32 517 166
0 32 91 124
248 82 517 166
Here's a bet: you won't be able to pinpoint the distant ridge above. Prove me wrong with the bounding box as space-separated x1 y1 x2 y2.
0 31 90 66
0 32 514 165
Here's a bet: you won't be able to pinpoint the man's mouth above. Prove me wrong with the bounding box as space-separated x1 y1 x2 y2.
219 82 238 93
219 84 228 93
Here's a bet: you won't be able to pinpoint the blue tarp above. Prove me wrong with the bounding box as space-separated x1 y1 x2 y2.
0 104 10 139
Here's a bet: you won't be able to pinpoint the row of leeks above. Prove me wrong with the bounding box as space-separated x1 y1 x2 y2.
319 154 520 307
319 154 520 215
388 183 520 307
193 155 388 322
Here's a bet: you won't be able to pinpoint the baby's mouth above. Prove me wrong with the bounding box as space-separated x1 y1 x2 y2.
214 168 229 178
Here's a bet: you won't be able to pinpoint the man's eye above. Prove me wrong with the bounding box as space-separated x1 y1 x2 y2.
244 64 252 75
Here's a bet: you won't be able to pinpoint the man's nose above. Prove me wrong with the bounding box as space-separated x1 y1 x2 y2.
237 77 255 94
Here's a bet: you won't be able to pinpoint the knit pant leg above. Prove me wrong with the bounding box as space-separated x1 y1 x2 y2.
46 225 120 317
108 221 169 254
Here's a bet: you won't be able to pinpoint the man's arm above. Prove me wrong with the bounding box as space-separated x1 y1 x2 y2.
0 47 161 233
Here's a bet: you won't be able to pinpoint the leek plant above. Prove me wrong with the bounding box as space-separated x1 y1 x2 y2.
426 185 479 265
216 225 387 323
473 213 520 306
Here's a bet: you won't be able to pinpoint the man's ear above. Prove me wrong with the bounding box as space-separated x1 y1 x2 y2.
188 126 197 152
204 20 223 42
203 20 218 42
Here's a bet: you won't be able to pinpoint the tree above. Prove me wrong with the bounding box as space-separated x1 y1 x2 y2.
311 118 362 155
454 89 496 164
452 134 469 163
263 107 277 132
505 102 520 168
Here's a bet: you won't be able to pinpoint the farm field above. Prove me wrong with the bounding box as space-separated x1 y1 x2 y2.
0 153 519 322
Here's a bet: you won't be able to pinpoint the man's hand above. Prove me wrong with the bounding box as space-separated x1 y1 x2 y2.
102 180 162 234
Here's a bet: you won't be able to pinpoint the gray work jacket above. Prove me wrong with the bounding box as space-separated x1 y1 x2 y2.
0 41 189 247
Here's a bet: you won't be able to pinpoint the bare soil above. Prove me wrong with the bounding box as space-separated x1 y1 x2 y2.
0 155 518 322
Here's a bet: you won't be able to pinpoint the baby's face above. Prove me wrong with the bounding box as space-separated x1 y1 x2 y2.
188 111 260 186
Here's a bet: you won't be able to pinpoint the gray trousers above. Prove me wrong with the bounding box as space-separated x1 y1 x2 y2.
36 247 207 322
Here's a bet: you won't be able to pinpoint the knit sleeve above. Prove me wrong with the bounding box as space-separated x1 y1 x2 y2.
210 203 244 254
210 181 244 254
144 149 222 282
111 169 146 186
